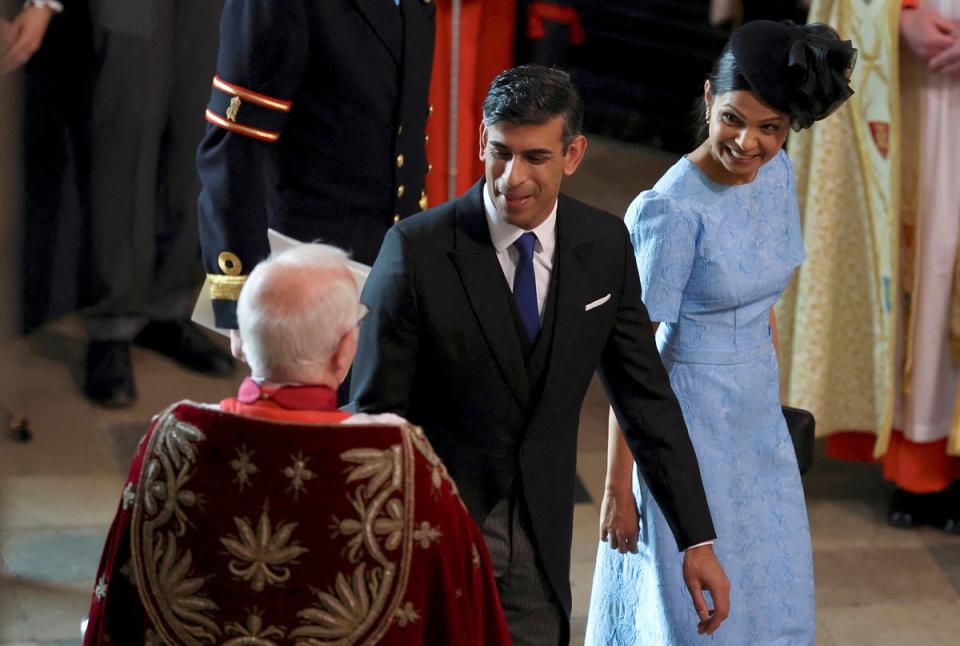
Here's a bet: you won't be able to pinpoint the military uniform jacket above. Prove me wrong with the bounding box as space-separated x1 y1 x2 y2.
197 0 435 328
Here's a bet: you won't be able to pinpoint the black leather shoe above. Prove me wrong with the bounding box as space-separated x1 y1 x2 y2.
134 320 234 377
84 341 137 408
888 486 959 531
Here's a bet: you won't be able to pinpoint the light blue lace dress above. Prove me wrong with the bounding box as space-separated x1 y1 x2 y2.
586 150 814 645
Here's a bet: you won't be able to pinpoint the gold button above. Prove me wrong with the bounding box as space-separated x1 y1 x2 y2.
396 154 405 168
428 163 433 173
217 251 243 276
424 134 429 144
397 184 405 198
428 104 434 115
393 214 401 222
419 190 428 211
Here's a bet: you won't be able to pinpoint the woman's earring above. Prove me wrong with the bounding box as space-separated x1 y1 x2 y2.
705 105 711 123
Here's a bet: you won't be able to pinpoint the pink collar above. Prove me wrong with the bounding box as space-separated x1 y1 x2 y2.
236 378 339 411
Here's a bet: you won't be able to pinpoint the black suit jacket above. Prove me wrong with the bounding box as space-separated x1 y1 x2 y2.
197 0 435 327
351 180 715 616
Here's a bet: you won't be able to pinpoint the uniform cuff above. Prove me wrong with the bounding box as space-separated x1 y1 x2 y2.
212 299 239 330
205 76 292 143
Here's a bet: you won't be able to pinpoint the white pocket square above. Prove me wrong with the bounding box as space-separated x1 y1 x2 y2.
585 294 611 311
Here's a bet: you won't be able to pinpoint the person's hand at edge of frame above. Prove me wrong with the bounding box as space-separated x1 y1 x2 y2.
682 543 731 636
929 34 960 77
0 5 55 76
900 4 956 62
0 18 15 56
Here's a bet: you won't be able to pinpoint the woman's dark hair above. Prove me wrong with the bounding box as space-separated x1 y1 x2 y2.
482 65 584 151
692 48 752 144
692 21 857 144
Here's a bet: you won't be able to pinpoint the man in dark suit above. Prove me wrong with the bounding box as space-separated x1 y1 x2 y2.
197 0 435 332
351 65 730 645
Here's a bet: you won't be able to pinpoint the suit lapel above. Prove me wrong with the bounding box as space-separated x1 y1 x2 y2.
354 0 403 65
449 182 531 411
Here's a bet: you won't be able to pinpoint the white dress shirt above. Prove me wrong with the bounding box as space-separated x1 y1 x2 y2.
482 185 557 318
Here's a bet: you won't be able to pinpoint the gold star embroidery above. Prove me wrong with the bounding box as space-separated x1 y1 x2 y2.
412 521 442 548
283 451 315 499
230 445 258 492
395 601 420 627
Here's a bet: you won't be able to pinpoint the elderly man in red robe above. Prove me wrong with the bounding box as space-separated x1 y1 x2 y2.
83 243 510 645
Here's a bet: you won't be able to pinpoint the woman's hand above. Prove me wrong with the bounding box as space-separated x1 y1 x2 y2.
599 486 640 554
1 5 55 75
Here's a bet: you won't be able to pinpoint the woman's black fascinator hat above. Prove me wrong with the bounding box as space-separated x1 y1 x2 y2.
729 20 857 130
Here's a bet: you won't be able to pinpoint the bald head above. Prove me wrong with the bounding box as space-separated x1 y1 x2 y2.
237 244 360 384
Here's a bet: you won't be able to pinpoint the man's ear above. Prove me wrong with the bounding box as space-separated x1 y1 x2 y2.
562 134 588 176
478 122 488 162
332 328 358 384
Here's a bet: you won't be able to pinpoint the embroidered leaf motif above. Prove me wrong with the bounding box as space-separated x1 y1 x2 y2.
221 505 308 591
291 564 386 640
154 531 219 641
341 447 398 497
373 498 404 551
158 417 206 470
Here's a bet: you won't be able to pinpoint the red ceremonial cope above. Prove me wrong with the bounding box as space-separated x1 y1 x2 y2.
82 402 510 645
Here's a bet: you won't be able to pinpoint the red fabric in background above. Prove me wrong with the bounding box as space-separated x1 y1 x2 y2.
425 0 517 206
84 402 510 645
827 430 960 493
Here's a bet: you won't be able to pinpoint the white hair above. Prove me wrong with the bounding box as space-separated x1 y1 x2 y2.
237 243 358 382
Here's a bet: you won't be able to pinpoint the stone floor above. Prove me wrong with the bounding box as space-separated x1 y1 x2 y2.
2 137 960 645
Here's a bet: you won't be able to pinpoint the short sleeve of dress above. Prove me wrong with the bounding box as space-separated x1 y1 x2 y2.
624 190 699 324
782 153 807 268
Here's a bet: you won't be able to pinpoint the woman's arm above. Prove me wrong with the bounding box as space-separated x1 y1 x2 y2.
599 321 660 553
599 407 640 553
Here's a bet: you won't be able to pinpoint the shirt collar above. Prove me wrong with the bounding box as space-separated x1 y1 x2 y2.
482 182 558 257
236 377 339 411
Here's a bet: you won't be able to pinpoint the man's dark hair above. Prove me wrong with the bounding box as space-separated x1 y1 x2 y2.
482 65 584 151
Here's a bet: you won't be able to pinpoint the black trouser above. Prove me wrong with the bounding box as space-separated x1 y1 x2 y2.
84 0 222 341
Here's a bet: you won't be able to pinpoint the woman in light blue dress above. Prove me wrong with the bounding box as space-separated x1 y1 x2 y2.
586 21 857 645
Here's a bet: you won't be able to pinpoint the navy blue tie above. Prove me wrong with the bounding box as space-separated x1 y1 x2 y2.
513 232 540 341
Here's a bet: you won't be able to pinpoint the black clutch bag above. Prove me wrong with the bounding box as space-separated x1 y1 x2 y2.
782 406 815 475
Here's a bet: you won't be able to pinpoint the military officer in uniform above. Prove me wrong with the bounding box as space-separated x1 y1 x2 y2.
197 0 436 331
